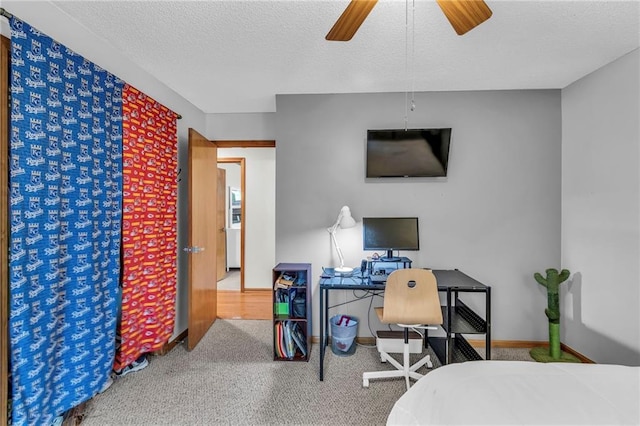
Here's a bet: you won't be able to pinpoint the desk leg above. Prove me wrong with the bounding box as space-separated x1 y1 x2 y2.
485 287 491 360
319 287 325 381
446 289 452 365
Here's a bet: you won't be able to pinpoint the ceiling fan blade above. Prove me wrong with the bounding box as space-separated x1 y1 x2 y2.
436 0 493 35
326 0 378 41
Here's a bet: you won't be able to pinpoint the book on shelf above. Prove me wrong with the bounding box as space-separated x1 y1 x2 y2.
275 322 285 358
283 321 295 357
289 321 307 357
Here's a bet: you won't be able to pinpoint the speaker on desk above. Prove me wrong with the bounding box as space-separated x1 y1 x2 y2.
360 259 368 275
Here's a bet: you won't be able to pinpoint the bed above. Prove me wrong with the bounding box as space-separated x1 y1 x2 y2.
387 360 640 425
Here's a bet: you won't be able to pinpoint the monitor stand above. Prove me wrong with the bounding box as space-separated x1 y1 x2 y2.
380 250 401 262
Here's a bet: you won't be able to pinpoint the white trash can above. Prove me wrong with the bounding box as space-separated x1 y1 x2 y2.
330 315 358 356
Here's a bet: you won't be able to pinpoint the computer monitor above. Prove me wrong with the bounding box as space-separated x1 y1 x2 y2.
362 217 419 261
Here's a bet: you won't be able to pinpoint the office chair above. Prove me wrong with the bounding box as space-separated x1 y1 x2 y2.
362 268 443 391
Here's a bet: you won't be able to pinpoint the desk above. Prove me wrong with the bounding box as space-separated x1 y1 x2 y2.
318 269 491 381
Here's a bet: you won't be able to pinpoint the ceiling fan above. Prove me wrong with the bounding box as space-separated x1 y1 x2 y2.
326 0 493 41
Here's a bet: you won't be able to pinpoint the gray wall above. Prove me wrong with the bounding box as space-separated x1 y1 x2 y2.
275 90 562 342
207 113 276 140
561 49 640 365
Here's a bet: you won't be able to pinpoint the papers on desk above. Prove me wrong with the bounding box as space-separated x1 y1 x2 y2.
321 264 396 285
322 267 358 277
320 270 376 286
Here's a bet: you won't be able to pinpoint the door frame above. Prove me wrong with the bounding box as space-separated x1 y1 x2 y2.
217 157 246 291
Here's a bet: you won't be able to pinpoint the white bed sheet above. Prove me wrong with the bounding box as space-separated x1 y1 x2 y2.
387 360 640 425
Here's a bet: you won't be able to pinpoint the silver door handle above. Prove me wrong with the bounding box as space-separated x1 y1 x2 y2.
183 246 205 253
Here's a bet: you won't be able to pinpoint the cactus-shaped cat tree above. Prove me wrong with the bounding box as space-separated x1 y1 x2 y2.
530 268 580 363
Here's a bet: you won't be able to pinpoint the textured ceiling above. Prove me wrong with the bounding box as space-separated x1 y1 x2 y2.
43 0 640 113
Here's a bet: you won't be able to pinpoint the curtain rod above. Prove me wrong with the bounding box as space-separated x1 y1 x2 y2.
0 7 183 120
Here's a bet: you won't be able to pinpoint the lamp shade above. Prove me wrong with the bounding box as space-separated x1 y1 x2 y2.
337 206 356 229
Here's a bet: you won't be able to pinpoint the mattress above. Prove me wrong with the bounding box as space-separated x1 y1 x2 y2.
387 360 640 425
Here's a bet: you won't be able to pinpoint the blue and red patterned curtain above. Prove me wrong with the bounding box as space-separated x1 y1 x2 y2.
9 17 123 425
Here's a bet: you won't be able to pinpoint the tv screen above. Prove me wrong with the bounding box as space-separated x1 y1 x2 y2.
362 217 419 261
366 128 451 178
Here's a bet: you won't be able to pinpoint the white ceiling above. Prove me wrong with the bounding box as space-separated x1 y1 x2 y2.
44 0 640 113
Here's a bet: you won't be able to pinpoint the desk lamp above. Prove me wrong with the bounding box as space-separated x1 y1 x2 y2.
328 206 356 274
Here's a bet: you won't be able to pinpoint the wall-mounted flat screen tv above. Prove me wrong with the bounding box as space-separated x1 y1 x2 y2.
366 128 452 178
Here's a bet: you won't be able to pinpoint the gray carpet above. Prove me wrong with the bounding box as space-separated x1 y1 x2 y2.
82 320 533 425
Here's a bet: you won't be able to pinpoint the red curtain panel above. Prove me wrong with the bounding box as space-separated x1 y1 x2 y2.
116 84 178 369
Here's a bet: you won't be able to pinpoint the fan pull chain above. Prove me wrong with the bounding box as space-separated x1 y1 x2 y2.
410 0 416 112
404 0 416 131
404 0 409 130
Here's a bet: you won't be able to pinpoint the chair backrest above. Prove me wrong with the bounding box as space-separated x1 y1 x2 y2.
381 269 443 325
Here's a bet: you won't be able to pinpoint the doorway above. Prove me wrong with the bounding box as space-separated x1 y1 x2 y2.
214 140 275 320
217 158 245 291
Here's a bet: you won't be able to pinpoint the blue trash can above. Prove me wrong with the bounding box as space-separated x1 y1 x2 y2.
330 315 358 356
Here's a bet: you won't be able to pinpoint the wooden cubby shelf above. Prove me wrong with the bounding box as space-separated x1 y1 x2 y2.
272 263 312 361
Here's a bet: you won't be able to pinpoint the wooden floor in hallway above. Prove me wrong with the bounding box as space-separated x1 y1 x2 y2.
217 289 271 320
